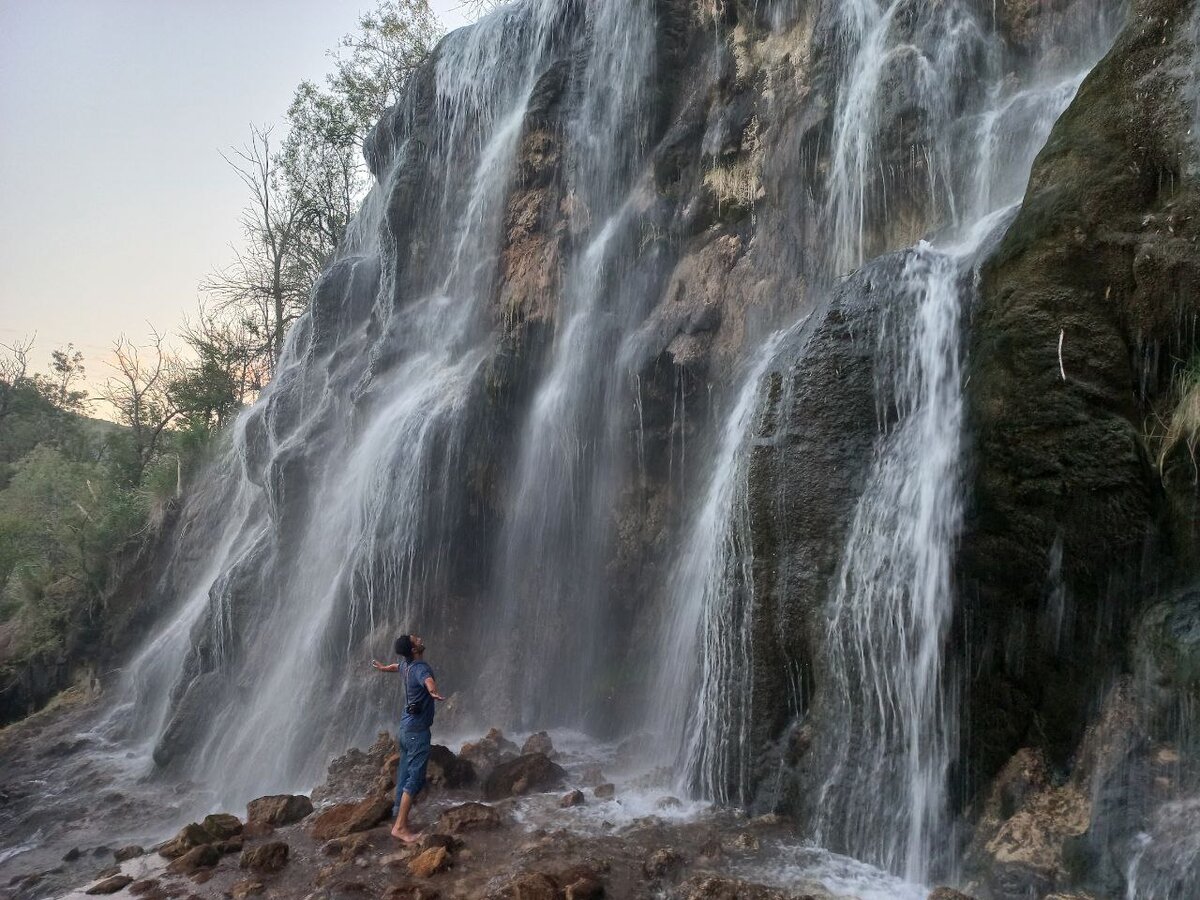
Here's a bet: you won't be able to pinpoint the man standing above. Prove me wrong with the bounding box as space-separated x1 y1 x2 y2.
372 632 446 842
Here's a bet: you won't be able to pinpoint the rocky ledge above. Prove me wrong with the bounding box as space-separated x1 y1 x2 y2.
28 729 878 900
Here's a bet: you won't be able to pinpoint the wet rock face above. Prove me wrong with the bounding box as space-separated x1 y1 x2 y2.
245 794 313 827
481 752 567 800
961 0 1200 791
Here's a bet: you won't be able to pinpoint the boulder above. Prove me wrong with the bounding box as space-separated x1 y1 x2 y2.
113 845 145 861
482 753 567 800
593 783 615 800
322 834 371 860
426 744 477 789
314 732 398 803
201 812 243 839
459 728 520 774
676 875 793 900
217 837 244 855
86 875 134 895
644 847 684 879
246 793 313 826
487 872 559 900
242 821 275 839
166 843 220 874
127 880 161 896
239 840 290 874
435 802 503 834
407 845 451 878
560 789 585 807
158 822 217 859
521 731 554 756
311 794 393 840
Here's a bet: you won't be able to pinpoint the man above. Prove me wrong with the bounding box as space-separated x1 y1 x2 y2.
371 632 446 842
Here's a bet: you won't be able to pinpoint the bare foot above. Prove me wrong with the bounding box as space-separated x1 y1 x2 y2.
391 825 422 844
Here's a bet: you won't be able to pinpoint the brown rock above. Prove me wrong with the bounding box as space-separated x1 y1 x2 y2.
643 847 684 879
407 845 451 878
426 744 477 789
929 890 977 900
216 837 244 854
239 841 289 874
166 843 221 874
245 794 313 826
201 812 243 839
113 845 145 861
593 783 615 800
311 794 392 840
229 880 265 899
565 876 604 900
158 822 217 859
487 872 559 900
730 832 759 852
128 879 160 897
322 833 371 860
677 875 790 900
190 869 216 884
482 753 567 800
459 728 520 775
435 801 503 834
384 886 441 900
521 731 554 756
86 875 134 895
241 821 275 839
420 833 462 852
560 789 585 807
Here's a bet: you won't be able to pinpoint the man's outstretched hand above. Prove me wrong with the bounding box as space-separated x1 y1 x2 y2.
371 659 399 672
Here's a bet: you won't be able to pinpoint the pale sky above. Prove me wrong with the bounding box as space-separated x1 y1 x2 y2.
0 0 479 386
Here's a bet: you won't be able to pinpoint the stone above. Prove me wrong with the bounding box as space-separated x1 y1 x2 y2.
216 837 244 854
730 831 759 852
128 880 160 896
240 841 289 874
166 843 220 874
436 801 503 834
384 885 441 900
487 872 558 900
643 847 684 879
676 875 791 900
426 744 477 789
482 753 567 800
246 793 313 826
420 833 462 852
407 845 450 878
86 875 134 894
113 845 145 861
63 847 81 862
459 728 520 775
929 890 977 900
565 876 604 900
241 821 275 839
322 833 371 860
521 731 554 756
310 794 392 840
593 783 616 800
560 789 585 807
201 812 243 839
230 880 265 899
158 822 217 859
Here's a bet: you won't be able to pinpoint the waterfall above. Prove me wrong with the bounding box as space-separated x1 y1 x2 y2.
666 0 1120 883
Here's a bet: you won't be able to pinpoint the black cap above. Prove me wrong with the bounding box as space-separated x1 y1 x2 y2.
394 634 414 661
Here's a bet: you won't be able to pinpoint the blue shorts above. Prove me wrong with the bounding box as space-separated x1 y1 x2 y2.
393 729 432 813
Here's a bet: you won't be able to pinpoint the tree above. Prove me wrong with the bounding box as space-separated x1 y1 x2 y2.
99 331 181 484
33 344 89 414
278 1 440 273
0 336 34 434
203 126 311 379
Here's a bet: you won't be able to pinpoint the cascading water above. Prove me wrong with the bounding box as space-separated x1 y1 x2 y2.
665 0 1121 884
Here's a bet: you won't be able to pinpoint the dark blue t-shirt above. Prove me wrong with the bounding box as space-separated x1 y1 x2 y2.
400 660 435 733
